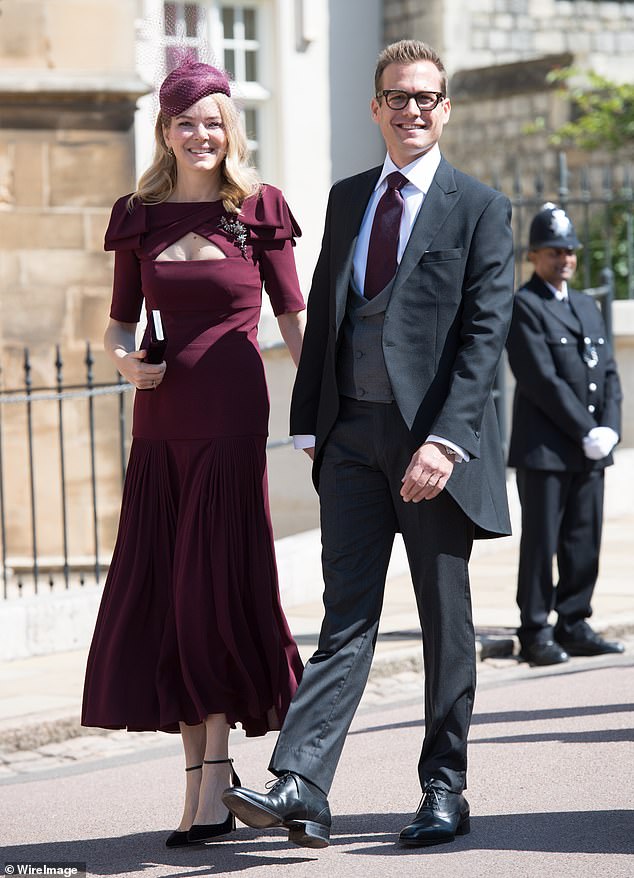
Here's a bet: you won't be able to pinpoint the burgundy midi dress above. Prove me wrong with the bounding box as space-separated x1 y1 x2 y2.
81 185 304 736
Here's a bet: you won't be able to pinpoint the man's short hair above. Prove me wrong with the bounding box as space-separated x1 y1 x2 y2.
374 40 448 96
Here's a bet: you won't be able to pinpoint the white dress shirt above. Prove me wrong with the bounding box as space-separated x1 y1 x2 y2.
294 145 468 462
544 279 569 301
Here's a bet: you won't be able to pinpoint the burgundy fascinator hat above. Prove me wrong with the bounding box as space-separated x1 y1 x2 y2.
159 58 231 117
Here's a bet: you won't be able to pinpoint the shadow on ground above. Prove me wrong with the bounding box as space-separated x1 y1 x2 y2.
4 808 633 874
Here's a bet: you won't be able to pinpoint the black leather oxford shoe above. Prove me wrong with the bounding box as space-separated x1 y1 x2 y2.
557 625 625 657
222 772 331 849
520 640 569 666
399 781 470 846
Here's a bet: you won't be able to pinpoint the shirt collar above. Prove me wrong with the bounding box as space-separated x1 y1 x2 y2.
544 279 569 300
376 144 442 195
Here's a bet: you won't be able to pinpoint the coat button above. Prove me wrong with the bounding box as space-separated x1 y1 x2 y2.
589 382 597 392
355 350 363 359
598 337 605 344
584 336 591 344
560 337 568 344
588 404 596 413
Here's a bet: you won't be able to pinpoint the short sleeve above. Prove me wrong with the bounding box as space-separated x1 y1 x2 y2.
258 242 305 316
241 185 305 316
110 249 144 323
104 195 148 251
242 184 302 245
104 195 145 323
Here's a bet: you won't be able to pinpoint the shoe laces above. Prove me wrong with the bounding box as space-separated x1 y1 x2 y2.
265 773 297 794
419 782 445 811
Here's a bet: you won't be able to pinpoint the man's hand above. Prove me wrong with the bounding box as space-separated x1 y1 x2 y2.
400 442 455 502
303 447 315 461
582 426 619 461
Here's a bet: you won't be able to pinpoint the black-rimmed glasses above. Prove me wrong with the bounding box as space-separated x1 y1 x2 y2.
376 90 445 111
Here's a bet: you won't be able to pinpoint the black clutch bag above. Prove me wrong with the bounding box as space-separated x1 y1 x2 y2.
145 310 167 364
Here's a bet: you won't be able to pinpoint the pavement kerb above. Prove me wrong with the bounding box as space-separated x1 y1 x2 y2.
3 616 634 756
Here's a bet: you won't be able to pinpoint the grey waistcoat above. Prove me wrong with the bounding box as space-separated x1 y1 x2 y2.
336 278 395 403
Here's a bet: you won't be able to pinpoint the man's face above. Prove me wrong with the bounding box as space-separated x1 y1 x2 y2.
371 60 451 168
529 247 578 290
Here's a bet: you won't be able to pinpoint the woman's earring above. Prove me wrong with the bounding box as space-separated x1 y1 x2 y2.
167 146 174 156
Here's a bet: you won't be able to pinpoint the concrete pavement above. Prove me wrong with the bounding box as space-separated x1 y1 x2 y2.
2 651 633 877
1 452 633 877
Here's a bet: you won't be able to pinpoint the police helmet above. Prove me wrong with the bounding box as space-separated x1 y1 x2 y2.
528 202 581 250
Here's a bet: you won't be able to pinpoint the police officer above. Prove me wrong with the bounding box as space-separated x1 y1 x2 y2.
506 203 624 666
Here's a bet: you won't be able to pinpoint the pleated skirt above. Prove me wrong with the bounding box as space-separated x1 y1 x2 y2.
81 436 303 736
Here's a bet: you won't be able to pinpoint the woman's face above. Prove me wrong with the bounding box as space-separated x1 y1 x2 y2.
163 95 228 176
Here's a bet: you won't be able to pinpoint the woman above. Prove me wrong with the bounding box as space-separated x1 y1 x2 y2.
81 60 305 847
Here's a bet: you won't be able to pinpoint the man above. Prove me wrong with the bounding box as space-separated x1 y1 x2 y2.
506 203 623 667
223 40 514 848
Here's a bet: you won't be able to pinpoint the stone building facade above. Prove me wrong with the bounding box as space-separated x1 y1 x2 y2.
0 0 146 366
0 0 148 565
383 0 634 183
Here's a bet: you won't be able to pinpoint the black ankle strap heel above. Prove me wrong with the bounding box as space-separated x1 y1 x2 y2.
203 757 242 787
165 765 205 848
186 758 241 843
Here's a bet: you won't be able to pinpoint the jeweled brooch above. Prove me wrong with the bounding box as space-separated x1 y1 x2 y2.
219 215 248 258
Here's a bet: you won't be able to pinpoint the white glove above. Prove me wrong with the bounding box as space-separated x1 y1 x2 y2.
582 426 619 460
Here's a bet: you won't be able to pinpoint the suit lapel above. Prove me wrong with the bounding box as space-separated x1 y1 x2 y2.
392 158 460 293
543 295 582 333
333 167 380 331
527 274 581 334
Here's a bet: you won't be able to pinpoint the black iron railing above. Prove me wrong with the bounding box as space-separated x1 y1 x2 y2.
509 153 633 302
0 344 131 598
0 340 293 599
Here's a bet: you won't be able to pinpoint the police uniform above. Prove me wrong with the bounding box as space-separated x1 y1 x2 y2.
506 204 623 664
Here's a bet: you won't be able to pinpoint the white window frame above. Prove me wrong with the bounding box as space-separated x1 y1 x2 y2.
162 1 208 65
210 2 272 177
135 0 274 181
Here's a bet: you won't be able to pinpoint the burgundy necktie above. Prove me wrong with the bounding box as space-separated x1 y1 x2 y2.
364 171 408 300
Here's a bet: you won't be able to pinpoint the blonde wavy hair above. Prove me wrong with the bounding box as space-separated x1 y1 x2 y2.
128 93 260 213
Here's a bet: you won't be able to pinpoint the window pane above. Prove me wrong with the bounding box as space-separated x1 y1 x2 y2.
244 108 258 141
245 50 257 82
164 2 176 36
224 48 236 77
244 8 257 41
166 45 200 70
184 3 199 37
222 7 235 38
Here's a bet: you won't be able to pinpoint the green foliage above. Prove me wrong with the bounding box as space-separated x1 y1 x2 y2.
545 67 634 153
585 206 632 300
523 67 634 300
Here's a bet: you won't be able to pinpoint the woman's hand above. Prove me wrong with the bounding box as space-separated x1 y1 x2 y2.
117 349 166 390
104 319 167 390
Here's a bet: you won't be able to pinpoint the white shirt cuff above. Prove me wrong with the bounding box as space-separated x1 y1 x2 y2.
426 435 469 463
293 434 316 450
